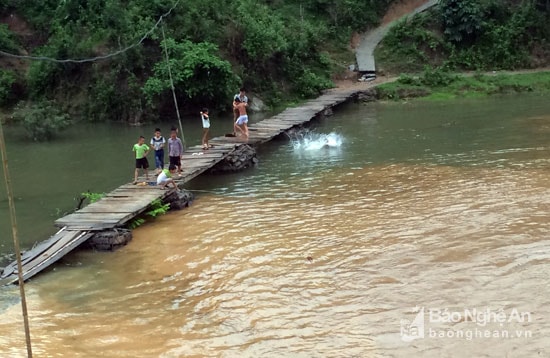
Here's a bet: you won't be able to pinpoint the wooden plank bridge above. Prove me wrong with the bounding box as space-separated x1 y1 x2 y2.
0 87 366 285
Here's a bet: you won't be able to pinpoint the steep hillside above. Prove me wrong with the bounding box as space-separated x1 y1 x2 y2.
375 0 550 74
0 0 392 122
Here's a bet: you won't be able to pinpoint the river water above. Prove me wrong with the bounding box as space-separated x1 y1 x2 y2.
0 94 549 357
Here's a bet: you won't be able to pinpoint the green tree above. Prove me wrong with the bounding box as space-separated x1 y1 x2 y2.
233 1 287 62
143 39 237 109
12 101 70 141
440 0 485 44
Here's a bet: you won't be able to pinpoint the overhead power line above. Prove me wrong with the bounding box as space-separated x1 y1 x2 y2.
0 0 181 64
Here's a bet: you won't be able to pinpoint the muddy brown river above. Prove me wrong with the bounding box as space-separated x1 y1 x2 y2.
0 94 549 357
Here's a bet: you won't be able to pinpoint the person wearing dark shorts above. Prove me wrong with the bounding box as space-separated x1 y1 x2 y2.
168 129 184 175
133 136 150 184
136 157 149 169
169 154 181 168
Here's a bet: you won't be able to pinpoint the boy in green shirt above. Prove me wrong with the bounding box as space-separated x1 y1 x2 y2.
156 164 178 190
133 136 150 184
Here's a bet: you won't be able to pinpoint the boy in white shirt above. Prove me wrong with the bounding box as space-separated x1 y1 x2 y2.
156 164 178 190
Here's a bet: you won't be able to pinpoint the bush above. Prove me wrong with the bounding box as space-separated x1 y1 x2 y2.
12 101 70 141
397 74 421 85
294 69 334 98
420 66 458 87
0 23 18 52
0 70 15 105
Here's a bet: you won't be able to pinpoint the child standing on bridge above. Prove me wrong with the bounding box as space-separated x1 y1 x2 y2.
168 129 184 176
133 136 150 184
200 108 211 150
150 128 166 175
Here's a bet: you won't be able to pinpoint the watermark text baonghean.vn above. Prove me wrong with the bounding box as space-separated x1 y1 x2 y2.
400 307 533 342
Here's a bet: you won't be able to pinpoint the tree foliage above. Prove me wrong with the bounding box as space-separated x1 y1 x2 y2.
440 0 485 44
143 39 237 108
0 69 15 105
3 0 546 124
378 0 550 72
5 0 388 119
0 23 18 52
12 101 70 141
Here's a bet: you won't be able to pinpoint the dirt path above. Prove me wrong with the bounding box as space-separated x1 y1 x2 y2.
381 0 435 25
355 0 438 72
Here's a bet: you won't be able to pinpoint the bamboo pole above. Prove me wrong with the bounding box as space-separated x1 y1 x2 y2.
161 20 186 150
0 119 33 357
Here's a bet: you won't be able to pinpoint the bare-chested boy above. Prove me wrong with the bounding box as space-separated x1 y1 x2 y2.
233 97 249 139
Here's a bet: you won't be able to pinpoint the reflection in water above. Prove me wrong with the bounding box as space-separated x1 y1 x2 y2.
0 96 549 357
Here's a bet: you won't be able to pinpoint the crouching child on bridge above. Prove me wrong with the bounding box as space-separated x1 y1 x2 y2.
156 164 178 190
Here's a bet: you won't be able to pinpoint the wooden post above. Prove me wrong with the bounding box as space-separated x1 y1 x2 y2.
0 120 33 357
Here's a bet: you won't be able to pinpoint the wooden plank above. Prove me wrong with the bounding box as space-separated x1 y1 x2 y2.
66 211 150 219
19 231 81 270
81 198 146 205
248 126 280 132
278 112 316 118
1 228 68 278
20 232 94 282
184 157 222 164
56 212 139 227
209 140 247 146
1 230 95 285
79 201 158 211
183 163 219 170
182 152 224 158
269 117 307 124
202 144 236 150
82 195 161 206
184 158 220 164
251 122 287 128
256 122 294 128
56 218 123 225
248 128 281 135
77 204 151 213
247 134 273 141
246 130 275 137
182 155 224 160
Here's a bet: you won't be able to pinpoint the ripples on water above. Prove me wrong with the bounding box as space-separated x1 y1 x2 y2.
0 98 549 357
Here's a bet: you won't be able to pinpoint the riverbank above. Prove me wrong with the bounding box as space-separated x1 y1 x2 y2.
331 69 550 103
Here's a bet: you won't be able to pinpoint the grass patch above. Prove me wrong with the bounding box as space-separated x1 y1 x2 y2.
423 92 457 101
377 70 550 101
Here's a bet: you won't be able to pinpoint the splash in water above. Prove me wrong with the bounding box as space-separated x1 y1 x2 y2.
289 130 343 150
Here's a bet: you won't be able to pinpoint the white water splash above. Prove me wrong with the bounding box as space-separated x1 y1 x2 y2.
290 131 343 151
